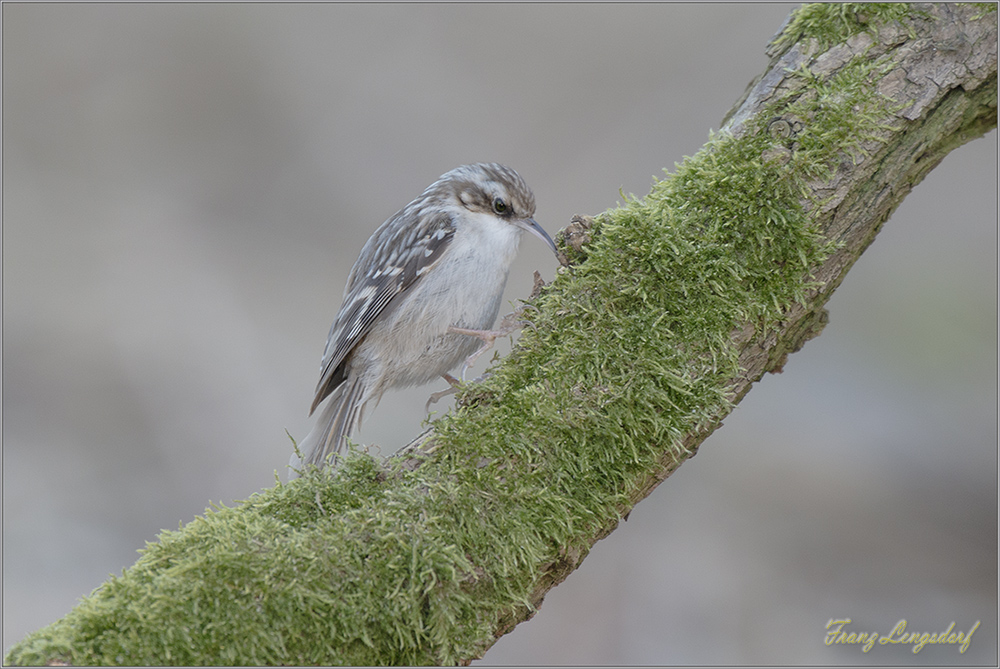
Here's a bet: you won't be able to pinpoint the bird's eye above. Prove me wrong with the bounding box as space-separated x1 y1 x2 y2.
492 197 508 215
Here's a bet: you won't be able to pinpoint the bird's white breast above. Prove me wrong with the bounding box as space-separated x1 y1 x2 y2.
356 209 524 390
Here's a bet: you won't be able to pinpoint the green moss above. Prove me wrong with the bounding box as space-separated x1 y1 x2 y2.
968 3 998 21
772 3 918 54
12 456 503 666
783 58 907 184
7 9 916 666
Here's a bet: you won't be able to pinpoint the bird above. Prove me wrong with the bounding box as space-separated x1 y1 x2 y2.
289 163 557 477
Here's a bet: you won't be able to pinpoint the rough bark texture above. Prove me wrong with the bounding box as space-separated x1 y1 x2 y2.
486 1 997 655
5 4 995 666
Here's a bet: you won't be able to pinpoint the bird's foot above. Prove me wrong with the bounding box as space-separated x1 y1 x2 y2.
448 306 533 380
426 373 462 412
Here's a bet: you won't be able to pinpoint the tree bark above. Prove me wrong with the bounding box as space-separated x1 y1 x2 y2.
498 2 997 647
5 4 995 666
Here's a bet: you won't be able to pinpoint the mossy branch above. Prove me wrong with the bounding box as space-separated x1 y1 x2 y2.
6 4 995 666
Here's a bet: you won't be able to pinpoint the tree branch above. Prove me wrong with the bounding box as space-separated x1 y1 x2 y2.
6 4 995 666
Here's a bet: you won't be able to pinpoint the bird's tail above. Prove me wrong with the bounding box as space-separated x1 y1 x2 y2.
288 375 367 479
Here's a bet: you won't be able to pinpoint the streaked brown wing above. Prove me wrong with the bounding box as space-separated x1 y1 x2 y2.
310 212 455 414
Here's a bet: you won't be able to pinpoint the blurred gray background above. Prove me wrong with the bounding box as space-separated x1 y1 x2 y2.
3 4 996 664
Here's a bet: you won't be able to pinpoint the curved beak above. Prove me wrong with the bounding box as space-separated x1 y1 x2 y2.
516 217 558 256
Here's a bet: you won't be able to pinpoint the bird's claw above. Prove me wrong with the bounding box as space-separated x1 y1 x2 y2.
426 373 462 412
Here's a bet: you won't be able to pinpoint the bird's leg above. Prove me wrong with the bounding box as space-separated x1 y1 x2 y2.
448 303 537 380
447 326 501 380
427 304 539 412
426 373 462 412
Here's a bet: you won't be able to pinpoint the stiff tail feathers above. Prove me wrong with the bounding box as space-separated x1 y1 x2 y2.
288 376 366 479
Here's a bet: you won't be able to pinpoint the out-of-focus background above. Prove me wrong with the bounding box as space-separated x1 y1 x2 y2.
3 4 996 664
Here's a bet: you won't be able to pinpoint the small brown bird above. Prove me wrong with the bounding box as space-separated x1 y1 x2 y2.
290 163 556 476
